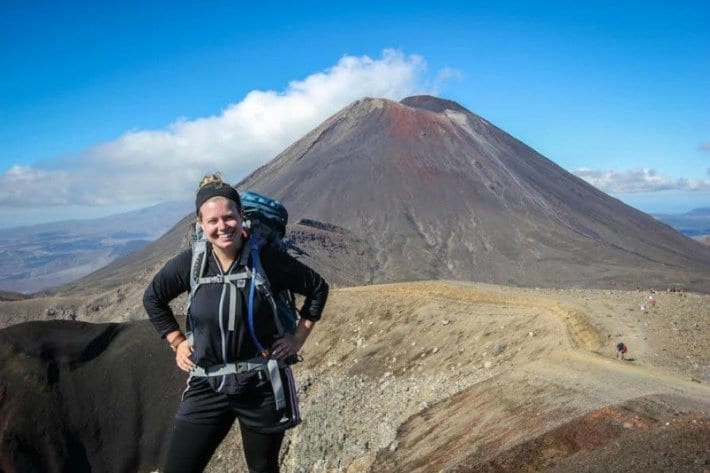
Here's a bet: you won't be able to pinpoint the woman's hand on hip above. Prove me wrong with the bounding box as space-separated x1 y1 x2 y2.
175 340 195 372
270 334 304 360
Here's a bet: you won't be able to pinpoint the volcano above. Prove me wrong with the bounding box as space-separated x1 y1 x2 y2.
48 95 710 296
230 95 710 291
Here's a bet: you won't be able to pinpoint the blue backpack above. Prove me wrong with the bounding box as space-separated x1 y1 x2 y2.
240 191 298 336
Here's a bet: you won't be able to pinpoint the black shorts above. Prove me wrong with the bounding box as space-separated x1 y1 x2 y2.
176 366 301 434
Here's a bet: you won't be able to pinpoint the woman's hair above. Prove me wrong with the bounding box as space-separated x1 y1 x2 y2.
198 173 225 188
195 172 242 219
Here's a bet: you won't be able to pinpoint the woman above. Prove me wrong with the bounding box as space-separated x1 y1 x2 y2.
144 174 329 473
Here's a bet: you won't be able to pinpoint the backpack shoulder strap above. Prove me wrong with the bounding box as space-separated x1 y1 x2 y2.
186 239 209 317
239 234 265 266
190 239 208 293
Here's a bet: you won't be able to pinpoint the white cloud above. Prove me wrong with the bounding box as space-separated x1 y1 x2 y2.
0 49 437 208
573 167 710 193
432 67 463 94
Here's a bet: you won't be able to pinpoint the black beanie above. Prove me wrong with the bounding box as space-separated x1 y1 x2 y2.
195 183 241 215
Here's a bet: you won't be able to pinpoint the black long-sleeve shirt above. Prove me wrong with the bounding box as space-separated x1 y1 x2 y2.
144 243 328 367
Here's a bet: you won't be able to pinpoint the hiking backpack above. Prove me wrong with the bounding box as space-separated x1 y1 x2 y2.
187 191 298 355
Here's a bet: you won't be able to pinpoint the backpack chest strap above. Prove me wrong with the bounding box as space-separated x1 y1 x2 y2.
196 271 250 331
196 272 250 285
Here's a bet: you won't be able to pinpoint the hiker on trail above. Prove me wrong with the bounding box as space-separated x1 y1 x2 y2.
144 174 329 473
647 295 656 307
616 342 628 360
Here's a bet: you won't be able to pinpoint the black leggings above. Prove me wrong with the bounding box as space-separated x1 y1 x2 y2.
163 418 285 473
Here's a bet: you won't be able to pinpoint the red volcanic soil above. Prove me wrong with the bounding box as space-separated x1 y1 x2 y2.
460 395 709 473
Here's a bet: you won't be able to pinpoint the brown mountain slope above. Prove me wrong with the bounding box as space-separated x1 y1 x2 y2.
235 95 710 291
2 282 708 472
0 290 28 302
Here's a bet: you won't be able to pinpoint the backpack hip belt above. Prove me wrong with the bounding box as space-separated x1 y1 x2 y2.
190 357 288 410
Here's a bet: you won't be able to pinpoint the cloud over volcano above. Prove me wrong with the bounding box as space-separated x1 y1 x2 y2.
0 50 451 212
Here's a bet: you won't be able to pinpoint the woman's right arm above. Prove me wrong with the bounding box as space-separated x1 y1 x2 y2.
143 249 192 339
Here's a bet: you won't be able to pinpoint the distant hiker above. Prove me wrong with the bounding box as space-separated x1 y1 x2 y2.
144 173 329 473
616 342 628 360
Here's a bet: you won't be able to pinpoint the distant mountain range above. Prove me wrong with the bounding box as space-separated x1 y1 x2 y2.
0 201 191 293
653 207 710 238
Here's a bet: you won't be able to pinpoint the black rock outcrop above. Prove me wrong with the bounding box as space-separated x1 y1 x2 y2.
0 319 183 472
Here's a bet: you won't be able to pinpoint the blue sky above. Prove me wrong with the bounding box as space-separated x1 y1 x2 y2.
1 0 708 227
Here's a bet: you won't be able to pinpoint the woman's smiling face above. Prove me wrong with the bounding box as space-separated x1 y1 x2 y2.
198 197 243 253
